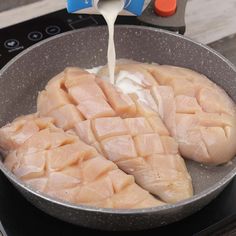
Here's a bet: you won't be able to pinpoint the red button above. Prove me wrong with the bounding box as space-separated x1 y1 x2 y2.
155 0 177 17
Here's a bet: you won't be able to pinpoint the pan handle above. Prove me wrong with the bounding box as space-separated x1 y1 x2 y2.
0 221 7 236
138 0 188 34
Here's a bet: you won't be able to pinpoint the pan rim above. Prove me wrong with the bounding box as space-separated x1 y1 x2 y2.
0 25 236 215
1 25 236 75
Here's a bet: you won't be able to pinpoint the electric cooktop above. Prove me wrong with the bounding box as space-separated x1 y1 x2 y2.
0 9 236 236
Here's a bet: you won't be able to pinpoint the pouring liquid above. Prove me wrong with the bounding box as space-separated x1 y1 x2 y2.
89 1 155 116
97 0 125 84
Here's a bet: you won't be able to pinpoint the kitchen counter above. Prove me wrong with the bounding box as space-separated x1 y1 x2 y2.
0 0 38 12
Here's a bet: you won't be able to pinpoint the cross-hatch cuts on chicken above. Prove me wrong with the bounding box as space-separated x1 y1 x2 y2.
0 62 236 209
36 67 193 204
0 115 164 209
98 61 236 165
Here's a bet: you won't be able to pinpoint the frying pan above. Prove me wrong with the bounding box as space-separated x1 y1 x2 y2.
0 26 236 231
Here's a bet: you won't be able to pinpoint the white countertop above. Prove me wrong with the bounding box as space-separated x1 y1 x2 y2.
0 0 236 44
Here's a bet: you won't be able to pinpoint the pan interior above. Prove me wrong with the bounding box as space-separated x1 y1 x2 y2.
0 26 236 200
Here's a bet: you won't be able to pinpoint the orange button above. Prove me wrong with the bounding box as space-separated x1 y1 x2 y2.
155 0 177 17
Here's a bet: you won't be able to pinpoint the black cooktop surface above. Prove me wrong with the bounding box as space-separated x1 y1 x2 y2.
0 9 236 236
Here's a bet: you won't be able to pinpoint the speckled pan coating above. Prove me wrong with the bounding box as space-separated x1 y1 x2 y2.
0 26 236 231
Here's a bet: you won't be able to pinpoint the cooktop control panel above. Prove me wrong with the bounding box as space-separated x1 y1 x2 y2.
0 1 188 70
0 9 141 69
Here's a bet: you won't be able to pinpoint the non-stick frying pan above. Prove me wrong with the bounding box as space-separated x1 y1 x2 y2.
0 26 236 231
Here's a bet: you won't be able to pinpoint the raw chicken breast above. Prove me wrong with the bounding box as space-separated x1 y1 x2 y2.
0 114 53 155
37 67 193 203
1 116 163 209
105 62 236 165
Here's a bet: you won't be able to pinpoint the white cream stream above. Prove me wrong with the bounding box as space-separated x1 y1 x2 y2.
92 1 153 108
96 0 125 84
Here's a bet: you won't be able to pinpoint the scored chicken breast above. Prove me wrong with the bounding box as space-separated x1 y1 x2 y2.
98 61 236 165
0 116 164 209
37 67 193 203
1 61 235 209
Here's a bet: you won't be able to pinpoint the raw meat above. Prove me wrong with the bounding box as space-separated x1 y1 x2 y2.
37 67 193 203
99 62 236 165
0 116 164 209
